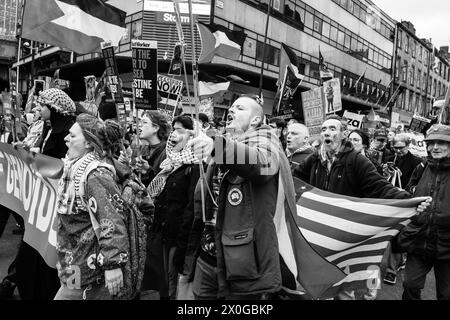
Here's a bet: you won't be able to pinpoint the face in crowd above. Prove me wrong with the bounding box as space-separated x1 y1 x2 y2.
388 131 396 143
226 97 263 135
427 140 450 160
321 119 345 153
139 114 159 141
32 107 42 122
286 124 309 152
373 136 387 150
40 103 51 121
348 132 365 153
392 138 409 158
65 122 90 160
170 120 192 152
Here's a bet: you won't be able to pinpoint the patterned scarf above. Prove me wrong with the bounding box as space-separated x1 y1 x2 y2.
286 143 314 158
147 132 199 200
56 152 99 215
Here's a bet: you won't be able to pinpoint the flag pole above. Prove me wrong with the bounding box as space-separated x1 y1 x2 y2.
276 65 288 114
172 0 194 116
258 0 272 98
187 0 207 223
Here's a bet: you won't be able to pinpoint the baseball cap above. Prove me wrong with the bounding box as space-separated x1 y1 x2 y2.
374 129 388 140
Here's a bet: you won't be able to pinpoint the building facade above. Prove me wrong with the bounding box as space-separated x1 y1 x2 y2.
0 0 22 92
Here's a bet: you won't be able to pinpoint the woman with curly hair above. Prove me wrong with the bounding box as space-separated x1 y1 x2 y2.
54 114 133 300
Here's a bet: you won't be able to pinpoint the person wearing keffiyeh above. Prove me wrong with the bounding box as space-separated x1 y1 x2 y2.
142 114 203 300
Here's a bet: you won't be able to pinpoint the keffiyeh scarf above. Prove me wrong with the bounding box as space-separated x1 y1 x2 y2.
56 152 99 215
147 132 199 200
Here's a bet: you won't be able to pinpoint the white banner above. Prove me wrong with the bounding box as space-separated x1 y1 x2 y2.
343 110 365 130
323 78 342 114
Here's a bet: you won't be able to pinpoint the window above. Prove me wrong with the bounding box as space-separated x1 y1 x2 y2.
322 21 330 38
313 17 322 33
410 66 415 86
347 0 354 12
273 0 281 11
397 31 402 49
405 35 409 53
402 61 408 82
412 41 416 58
330 26 338 42
344 33 351 49
337 30 345 45
305 11 314 29
419 46 422 61
417 70 421 88
256 41 280 66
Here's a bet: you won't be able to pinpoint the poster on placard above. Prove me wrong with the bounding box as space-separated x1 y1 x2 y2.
101 41 126 122
409 114 432 135
157 75 183 107
168 43 183 76
132 40 158 110
301 87 325 138
323 78 342 114
343 110 365 130
84 75 97 102
404 132 428 158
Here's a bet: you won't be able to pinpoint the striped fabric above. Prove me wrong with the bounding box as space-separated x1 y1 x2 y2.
22 0 130 54
278 178 428 299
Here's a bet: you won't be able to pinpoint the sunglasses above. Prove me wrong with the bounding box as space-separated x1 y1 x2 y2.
376 138 387 142
393 145 407 150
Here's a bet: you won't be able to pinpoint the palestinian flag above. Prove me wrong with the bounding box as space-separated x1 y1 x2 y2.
22 0 130 54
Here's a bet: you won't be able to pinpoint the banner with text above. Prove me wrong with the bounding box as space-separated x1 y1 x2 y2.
323 78 342 114
101 41 126 122
0 143 61 268
301 87 325 138
343 110 365 130
132 40 158 110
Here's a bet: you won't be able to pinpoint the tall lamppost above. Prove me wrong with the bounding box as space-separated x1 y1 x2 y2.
22 41 38 87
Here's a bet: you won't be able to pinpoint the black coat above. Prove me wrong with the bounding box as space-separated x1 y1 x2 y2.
293 141 410 199
140 142 167 186
394 151 423 189
399 157 450 259
287 148 314 169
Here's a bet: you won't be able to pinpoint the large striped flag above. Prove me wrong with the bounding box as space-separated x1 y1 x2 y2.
21 0 132 54
277 178 427 299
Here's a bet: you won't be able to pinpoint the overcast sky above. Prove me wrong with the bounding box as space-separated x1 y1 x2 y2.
373 0 450 49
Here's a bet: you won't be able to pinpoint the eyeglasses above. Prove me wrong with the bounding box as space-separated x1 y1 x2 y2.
376 138 387 143
393 145 407 150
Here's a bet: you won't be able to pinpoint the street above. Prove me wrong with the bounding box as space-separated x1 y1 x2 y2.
0 216 437 301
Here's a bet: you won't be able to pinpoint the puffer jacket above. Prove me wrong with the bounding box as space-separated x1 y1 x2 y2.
293 140 410 199
400 157 450 259
56 166 129 288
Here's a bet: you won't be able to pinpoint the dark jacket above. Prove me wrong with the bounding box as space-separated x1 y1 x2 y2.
140 141 167 186
394 151 423 189
287 148 314 168
399 157 450 259
213 126 283 296
153 163 200 260
42 111 74 158
373 146 395 164
293 141 410 199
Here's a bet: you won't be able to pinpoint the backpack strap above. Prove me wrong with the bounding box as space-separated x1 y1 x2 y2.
77 159 116 239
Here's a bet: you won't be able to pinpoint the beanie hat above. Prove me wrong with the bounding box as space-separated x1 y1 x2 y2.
37 88 76 115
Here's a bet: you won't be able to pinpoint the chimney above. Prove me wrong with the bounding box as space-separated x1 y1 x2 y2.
401 21 416 35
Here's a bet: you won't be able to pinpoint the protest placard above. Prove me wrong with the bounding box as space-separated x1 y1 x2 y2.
301 87 325 138
323 78 342 114
101 41 126 122
132 39 158 110
343 110 365 130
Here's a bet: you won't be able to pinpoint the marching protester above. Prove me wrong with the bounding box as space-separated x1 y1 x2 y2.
383 134 424 286
396 124 450 300
292 115 431 300
371 128 395 165
131 110 170 187
348 129 383 174
387 128 396 153
187 94 296 299
15 88 76 300
53 114 129 300
143 115 201 300
285 123 314 168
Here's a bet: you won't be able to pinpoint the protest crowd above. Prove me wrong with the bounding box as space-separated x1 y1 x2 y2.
1 84 449 301
1 0 450 303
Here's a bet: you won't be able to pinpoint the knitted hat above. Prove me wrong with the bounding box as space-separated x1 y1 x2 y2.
37 88 76 115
